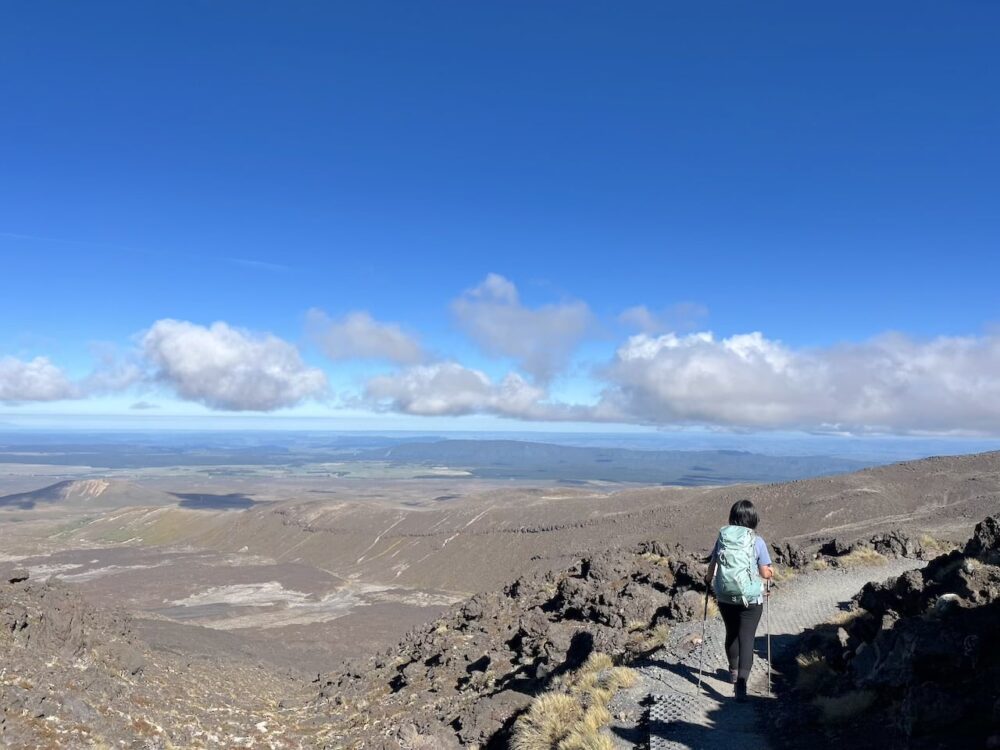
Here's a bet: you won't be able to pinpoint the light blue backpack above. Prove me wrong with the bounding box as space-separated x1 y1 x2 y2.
713 525 763 605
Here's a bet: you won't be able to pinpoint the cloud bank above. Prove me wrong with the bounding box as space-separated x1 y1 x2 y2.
598 330 1000 434
306 308 425 364
141 320 328 411
365 362 586 421
452 274 593 382
0 356 78 403
5 274 1000 435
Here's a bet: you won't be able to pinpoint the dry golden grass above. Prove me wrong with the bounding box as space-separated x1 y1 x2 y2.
579 704 612 733
794 651 836 695
770 566 795 583
827 608 865 626
606 666 637 690
627 622 671 655
580 653 614 674
637 551 670 566
557 730 615 750
513 653 636 750
814 690 877 723
836 547 887 568
918 534 957 554
810 559 830 571
565 738 612 750
512 693 583 750
705 597 720 619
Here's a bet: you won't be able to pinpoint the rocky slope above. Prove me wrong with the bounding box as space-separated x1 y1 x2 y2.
788 515 1000 749
0 568 324 749
314 541 712 749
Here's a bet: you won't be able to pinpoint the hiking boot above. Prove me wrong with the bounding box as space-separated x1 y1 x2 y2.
735 678 748 702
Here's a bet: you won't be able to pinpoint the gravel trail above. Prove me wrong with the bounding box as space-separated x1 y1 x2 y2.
606 558 923 750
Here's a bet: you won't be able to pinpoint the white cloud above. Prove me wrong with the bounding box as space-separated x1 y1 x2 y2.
81 343 144 394
619 302 709 334
306 308 425 364
365 362 581 421
598 330 1000 434
452 274 593 382
0 356 79 403
141 319 328 411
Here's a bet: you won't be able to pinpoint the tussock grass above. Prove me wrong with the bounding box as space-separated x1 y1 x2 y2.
648 623 671 647
637 551 670 566
557 730 615 750
580 704 612 733
835 547 887 569
810 559 829 571
770 566 795 583
919 534 957 554
827 608 865 627
581 653 614 673
794 651 836 695
513 653 636 750
512 694 583 750
628 622 672 655
705 597 720 619
814 690 877 723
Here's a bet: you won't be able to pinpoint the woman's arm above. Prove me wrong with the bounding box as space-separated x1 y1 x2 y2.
705 559 717 585
759 564 773 580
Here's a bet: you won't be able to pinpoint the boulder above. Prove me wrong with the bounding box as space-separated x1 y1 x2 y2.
771 542 809 569
867 529 923 558
6 569 28 584
669 590 705 622
964 515 1000 559
821 538 853 556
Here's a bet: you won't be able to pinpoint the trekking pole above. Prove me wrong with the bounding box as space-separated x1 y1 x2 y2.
766 578 772 695
696 588 709 694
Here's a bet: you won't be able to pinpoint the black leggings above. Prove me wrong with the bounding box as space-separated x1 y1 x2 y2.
717 601 763 679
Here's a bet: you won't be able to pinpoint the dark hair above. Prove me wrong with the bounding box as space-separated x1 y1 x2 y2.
728 499 759 530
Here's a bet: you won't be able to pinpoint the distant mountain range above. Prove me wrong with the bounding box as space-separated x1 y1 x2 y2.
360 439 873 485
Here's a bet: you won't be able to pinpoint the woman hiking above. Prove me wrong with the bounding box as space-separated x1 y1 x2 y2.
704 499 774 702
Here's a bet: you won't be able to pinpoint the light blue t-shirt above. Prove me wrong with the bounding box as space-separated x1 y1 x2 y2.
711 533 772 605
711 535 772 567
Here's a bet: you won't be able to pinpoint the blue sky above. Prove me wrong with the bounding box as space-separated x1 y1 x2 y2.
2 3 999 434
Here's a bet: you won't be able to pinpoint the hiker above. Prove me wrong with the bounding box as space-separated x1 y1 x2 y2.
704 499 774 702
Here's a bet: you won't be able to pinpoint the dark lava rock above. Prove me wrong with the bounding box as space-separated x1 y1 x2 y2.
772 541 810 569
6 569 28 584
316 541 706 747
820 538 853 557
965 515 1000 559
795 514 1000 750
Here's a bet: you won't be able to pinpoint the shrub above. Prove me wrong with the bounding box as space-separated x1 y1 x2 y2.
512 653 636 750
813 690 877 723
835 548 887 569
795 650 836 695
512 693 582 750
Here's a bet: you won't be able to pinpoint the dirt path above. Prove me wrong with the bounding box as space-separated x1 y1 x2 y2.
606 558 922 750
